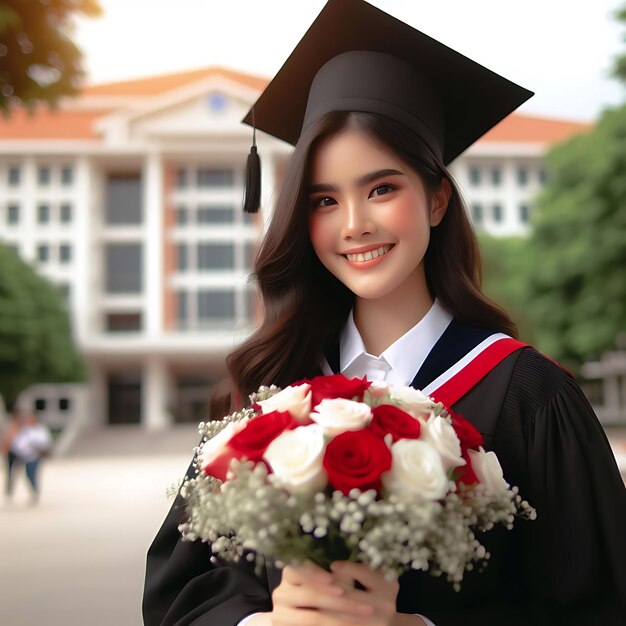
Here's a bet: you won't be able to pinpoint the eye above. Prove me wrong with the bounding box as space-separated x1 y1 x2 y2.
369 183 396 198
310 196 337 209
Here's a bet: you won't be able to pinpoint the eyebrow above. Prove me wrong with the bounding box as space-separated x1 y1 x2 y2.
308 168 405 194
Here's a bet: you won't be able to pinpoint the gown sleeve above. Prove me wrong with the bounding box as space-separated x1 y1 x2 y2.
501 349 626 625
142 462 273 626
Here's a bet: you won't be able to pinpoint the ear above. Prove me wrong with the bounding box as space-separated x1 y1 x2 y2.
430 178 451 227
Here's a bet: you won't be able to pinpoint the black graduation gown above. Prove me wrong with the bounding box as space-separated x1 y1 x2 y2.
142 323 626 626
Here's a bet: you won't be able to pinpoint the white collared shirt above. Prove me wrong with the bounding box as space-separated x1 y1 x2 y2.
338 298 453 385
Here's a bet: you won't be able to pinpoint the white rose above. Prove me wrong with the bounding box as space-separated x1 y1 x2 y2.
198 418 249 469
256 383 312 423
389 386 437 419
420 413 466 470
382 439 449 501
311 398 372 436
263 424 327 495
468 447 510 494
363 381 391 406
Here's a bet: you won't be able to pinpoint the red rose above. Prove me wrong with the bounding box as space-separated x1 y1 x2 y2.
296 374 371 408
456 450 479 486
323 429 392 496
449 410 483 451
228 410 296 464
369 405 421 442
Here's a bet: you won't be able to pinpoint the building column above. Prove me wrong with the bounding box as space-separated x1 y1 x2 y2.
144 151 164 337
74 156 92 344
142 357 171 431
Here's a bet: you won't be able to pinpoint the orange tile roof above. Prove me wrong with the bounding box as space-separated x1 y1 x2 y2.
0 67 592 143
481 113 591 143
0 106 112 139
82 66 268 97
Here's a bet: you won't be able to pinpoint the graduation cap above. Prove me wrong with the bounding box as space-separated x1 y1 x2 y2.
242 0 533 212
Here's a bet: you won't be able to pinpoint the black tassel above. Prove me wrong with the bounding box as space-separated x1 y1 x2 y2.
243 117 261 213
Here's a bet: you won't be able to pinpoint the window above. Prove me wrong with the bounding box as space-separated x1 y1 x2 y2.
37 203 50 224
105 243 143 293
59 243 72 263
58 283 71 302
197 204 235 224
196 168 234 188
177 291 188 326
105 173 142 224
37 244 49 262
493 203 503 223
245 288 259 322
197 243 235 270
197 289 235 321
244 242 257 269
491 167 501 186
61 165 74 186
517 167 528 186
8 166 20 186
176 243 189 271
176 168 187 188
175 205 188 226
35 398 46 411
60 203 72 223
59 398 71 411
37 166 51 186
106 313 143 332
7 203 19 224
471 203 483 225
539 168 548 185
519 204 530 224
468 166 481 186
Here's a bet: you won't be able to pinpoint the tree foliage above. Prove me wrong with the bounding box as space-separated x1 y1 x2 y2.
478 235 536 345
0 245 86 414
525 105 626 368
0 0 102 115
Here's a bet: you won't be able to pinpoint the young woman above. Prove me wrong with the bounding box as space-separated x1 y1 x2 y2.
143 2 626 624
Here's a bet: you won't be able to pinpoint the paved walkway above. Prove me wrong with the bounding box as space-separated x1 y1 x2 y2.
1 450 193 626
1 426 624 626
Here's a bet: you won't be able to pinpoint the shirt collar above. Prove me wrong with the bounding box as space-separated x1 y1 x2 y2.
339 299 453 385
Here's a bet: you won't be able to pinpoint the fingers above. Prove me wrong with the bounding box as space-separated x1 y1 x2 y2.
282 562 334 586
272 563 375 619
330 561 399 593
274 585 373 616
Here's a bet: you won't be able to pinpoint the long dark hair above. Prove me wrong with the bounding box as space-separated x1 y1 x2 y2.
223 111 517 409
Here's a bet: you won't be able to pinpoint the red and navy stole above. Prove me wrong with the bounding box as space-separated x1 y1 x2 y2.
325 319 528 407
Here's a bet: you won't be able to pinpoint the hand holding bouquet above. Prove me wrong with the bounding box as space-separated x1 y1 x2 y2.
178 374 535 589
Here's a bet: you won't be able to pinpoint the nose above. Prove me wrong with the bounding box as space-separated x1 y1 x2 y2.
340 199 376 239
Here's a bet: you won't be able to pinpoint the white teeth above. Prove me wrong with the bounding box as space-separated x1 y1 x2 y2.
345 245 390 263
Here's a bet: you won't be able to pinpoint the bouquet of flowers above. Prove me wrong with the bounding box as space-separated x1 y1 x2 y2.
178 374 535 589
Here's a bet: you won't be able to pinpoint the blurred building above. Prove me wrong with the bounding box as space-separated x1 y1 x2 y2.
0 67 591 431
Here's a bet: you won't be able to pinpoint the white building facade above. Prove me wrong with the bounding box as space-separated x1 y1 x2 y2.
0 68 590 432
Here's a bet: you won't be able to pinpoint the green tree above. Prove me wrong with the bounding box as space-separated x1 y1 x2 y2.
0 0 102 115
478 234 536 345
526 107 626 369
0 245 85 414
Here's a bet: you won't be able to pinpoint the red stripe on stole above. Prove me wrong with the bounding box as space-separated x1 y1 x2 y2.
429 338 528 407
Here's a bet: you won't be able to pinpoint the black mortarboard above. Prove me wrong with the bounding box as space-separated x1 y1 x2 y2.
241 0 533 212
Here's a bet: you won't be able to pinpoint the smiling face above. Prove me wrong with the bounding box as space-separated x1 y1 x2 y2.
308 128 448 304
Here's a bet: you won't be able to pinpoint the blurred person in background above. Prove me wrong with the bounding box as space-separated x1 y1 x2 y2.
2 411 52 504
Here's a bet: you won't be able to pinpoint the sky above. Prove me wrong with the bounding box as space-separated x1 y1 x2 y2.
74 0 626 122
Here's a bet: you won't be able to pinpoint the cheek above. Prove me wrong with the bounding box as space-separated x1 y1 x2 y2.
308 213 335 255
384 196 430 234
